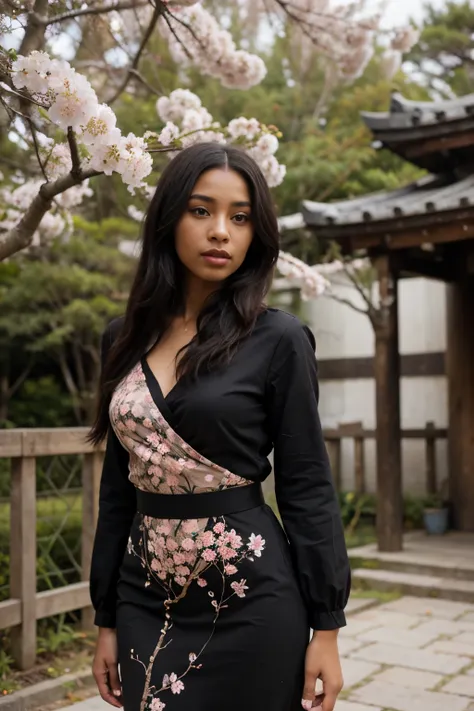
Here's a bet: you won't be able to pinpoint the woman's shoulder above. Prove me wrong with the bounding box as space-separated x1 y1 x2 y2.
259 307 316 351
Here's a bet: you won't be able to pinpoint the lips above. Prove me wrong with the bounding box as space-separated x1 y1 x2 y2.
202 250 231 259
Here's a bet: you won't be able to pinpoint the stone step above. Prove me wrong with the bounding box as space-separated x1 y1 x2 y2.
352 568 474 604
349 554 474 583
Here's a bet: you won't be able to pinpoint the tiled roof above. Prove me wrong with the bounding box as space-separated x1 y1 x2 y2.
362 92 474 133
301 173 474 228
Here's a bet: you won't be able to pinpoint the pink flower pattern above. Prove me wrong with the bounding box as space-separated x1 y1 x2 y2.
110 361 266 711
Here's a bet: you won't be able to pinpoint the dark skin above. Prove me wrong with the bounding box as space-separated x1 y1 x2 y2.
92 168 343 709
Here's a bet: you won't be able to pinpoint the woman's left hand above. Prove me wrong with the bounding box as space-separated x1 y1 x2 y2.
301 629 344 710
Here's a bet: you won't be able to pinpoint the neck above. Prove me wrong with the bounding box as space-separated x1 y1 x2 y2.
181 275 221 325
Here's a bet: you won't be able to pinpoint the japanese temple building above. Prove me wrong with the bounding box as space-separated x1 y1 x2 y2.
300 92 474 552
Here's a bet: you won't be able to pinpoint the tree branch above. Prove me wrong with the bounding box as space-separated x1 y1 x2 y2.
107 2 165 104
33 0 149 27
67 127 82 177
323 292 369 317
0 167 100 261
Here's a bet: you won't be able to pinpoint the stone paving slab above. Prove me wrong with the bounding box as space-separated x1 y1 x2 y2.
442 674 474 697
373 666 444 690
352 641 471 674
351 679 471 711
338 636 367 657
379 596 474 620
62 699 107 711
345 598 377 615
341 658 381 688
426 640 474 658
357 625 440 648
351 608 420 629
336 701 382 711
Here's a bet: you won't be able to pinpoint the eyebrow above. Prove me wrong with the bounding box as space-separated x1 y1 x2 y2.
189 193 251 208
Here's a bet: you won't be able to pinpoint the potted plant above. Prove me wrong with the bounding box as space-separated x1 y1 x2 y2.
423 492 449 535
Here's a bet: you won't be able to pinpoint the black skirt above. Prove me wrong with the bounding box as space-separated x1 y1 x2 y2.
116 486 309 711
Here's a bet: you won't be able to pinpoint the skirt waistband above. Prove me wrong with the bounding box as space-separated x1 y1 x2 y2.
136 482 264 519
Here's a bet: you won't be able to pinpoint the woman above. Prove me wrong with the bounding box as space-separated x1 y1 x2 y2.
88 141 350 711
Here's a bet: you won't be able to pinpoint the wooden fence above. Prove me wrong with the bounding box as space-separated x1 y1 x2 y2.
0 423 447 670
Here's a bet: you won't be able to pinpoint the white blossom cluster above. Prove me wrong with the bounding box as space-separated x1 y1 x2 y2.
283 0 420 81
0 178 80 248
155 90 286 187
159 3 267 90
11 51 153 193
277 251 331 300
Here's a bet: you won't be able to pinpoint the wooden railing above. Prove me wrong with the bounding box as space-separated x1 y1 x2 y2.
325 420 447 495
0 428 104 670
0 422 447 670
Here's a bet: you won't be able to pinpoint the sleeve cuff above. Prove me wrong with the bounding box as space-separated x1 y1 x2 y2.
94 609 117 628
310 610 347 631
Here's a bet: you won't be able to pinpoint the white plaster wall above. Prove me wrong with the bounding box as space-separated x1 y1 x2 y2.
304 276 448 495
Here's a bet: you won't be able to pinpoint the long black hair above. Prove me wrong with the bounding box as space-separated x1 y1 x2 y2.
88 141 280 445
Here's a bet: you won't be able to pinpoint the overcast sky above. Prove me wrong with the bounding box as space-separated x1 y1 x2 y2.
373 0 446 27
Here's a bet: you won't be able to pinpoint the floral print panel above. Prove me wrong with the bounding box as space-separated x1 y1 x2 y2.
109 361 251 495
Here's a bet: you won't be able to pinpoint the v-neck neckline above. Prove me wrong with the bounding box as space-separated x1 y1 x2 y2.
140 357 178 423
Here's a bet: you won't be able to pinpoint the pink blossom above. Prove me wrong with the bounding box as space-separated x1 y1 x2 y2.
197 577 207 587
146 432 161 447
151 452 163 465
131 404 144 418
165 457 183 475
171 679 184 695
182 519 199 534
150 408 160 419
158 570 167 580
176 565 190 576
158 441 171 455
224 564 238 576
218 546 237 561
225 529 243 549
201 548 216 562
248 533 265 557
143 417 153 428
181 538 195 551
204 474 214 482
149 465 163 477
231 579 248 598
124 418 137 431
200 530 215 547
120 404 129 416
184 551 197 565
166 537 178 552
158 521 171 536
173 552 186 565
166 474 179 487
151 559 161 572
175 576 186 586
151 699 165 711
189 652 197 663
213 522 225 535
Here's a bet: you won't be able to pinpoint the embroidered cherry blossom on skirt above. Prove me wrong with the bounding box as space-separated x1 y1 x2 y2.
109 362 309 711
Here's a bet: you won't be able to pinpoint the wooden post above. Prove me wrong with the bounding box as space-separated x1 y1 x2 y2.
327 438 342 490
373 254 403 552
10 456 37 669
354 425 365 495
425 421 437 495
81 451 103 630
446 277 474 531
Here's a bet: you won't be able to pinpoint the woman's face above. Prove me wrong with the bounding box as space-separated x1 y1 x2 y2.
175 167 254 285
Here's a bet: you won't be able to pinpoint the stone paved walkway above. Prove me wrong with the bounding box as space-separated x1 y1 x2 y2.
62 596 474 711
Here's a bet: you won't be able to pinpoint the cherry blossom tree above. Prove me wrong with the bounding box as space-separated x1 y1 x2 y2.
0 0 419 283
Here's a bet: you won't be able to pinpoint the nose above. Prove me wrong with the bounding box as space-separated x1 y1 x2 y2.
207 215 230 243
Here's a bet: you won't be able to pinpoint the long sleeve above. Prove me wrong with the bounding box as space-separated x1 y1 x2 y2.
267 318 351 631
89 322 137 628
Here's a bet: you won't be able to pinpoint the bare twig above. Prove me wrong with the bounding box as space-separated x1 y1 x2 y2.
107 3 165 104
130 68 163 97
32 0 149 27
324 292 368 317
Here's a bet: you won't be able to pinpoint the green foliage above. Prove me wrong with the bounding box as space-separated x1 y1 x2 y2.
408 1 474 94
